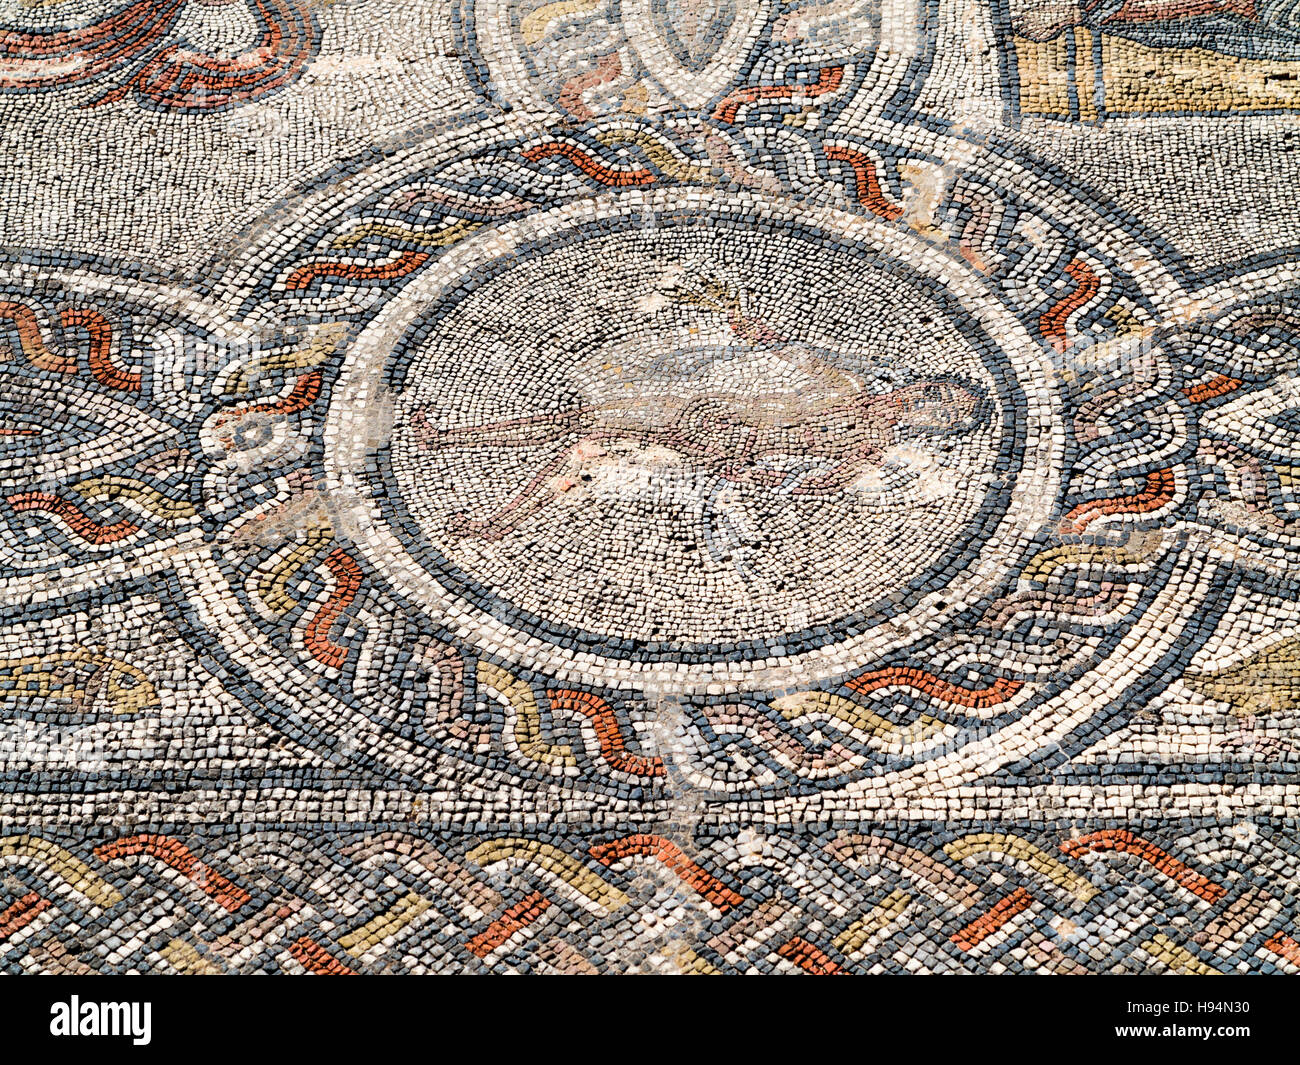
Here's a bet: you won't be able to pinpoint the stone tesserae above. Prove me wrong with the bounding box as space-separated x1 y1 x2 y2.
1 0 1298 974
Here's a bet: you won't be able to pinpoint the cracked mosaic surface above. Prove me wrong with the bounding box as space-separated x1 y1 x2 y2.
1 0 1299 973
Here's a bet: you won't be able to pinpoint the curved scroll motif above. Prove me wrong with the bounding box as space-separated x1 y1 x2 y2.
0 0 320 112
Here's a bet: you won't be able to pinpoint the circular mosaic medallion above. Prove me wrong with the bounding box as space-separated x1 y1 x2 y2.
26 108 1276 802
324 188 1064 688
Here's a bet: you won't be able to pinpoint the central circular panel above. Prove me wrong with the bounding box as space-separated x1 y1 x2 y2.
327 190 1062 687
389 222 1009 648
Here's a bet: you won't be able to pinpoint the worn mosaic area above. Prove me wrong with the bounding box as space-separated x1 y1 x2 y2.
1 0 1299 974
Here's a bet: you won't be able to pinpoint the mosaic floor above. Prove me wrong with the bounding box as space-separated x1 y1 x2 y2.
1 0 1299 976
